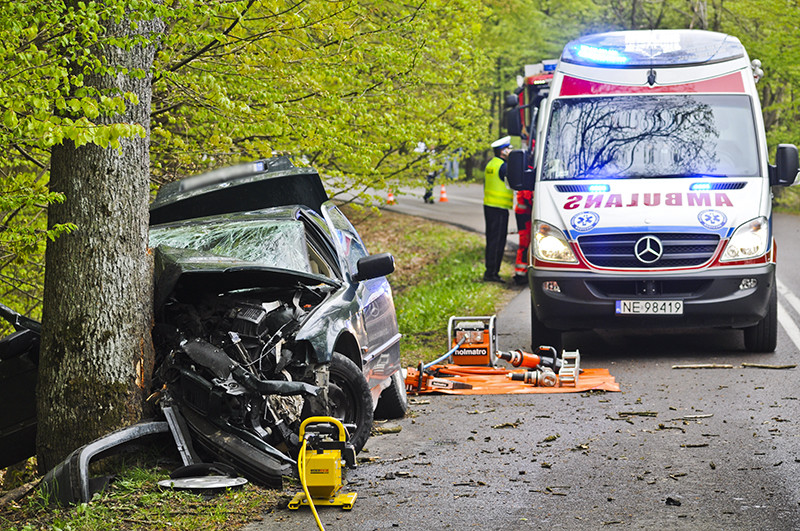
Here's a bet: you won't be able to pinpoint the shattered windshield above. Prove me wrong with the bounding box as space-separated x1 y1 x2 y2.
149 219 312 273
541 94 759 180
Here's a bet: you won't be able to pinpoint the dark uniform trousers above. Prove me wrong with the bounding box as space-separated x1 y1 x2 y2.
484 204 509 277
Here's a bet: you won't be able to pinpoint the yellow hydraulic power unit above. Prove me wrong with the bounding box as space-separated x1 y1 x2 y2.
289 416 357 512
447 315 497 366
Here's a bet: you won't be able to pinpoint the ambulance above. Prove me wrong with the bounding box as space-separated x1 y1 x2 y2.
505 29 799 353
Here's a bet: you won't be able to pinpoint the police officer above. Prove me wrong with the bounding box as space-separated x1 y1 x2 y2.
483 136 513 283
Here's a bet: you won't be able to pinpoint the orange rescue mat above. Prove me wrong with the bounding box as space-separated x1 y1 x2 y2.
405 364 620 395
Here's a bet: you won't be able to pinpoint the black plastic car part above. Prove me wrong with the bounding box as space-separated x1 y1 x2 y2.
40 421 170 505
177 404 291 488
149 157 328 225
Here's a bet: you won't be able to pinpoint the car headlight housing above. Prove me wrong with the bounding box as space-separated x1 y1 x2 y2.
720 217 769 262
533 221 577 263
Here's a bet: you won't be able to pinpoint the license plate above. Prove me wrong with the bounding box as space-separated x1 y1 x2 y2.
615 300 683 315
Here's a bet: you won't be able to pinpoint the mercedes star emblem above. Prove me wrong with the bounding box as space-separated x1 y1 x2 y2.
634 235 663 264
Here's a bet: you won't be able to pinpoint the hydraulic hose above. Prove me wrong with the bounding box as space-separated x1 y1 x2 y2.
422 336 467 370
298 438 325 531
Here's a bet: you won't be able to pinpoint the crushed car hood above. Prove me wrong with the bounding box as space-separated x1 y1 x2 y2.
153 245 339 310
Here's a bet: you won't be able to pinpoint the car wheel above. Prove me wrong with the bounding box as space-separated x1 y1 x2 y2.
374 369 408 420
743 281 777 353
326 352 374 453
531 299 562 354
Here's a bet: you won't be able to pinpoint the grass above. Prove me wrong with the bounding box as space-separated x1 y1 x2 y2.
345 206 519 366
0 206 521 530
1 463 284 530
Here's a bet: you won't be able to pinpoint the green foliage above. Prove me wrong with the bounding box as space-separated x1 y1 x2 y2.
150 0 494 199
2 0 800 321
0 2 162 316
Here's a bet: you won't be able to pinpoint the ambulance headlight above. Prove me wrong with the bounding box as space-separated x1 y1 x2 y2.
533 221 577 263
721 217 769 262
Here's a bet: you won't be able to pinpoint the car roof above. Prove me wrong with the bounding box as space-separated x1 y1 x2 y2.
150 157 328 225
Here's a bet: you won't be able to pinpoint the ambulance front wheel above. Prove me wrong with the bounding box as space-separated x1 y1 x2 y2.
531 302 563 354
743 281 777 353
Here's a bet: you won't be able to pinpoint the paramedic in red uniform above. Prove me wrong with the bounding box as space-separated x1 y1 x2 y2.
514 189 533 284
483 136 513 283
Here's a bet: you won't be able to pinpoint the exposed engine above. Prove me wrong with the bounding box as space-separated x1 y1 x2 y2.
152 283 333 484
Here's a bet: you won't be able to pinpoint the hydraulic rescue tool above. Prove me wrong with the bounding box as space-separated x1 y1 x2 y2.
509 367 558 387
289 416 357 515
410 363 473 392
497 346 563 371
503 348 581 387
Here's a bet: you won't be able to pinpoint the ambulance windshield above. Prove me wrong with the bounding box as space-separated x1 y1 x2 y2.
541 94 759 180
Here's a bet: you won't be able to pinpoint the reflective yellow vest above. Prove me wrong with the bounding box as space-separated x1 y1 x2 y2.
483 157 513 209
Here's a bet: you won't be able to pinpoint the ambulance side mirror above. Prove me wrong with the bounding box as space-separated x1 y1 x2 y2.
505 108 523 137
506 149 535 191
770 144 799 187
504 92 523 137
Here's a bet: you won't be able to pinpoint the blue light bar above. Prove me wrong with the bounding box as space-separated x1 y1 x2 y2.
555 184 612 193
575 45 628 65
562 29 745 68
690 181 747 191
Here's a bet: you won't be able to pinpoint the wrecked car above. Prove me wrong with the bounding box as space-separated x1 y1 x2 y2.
148 157 408 485
1 157 407 492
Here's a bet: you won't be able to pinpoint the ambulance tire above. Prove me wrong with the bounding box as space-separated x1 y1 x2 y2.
374 369 409 420
327 352 374 453
531 302 563 354
743 281 777 353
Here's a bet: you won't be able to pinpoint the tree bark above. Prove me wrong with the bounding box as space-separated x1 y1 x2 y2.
37 12 163 472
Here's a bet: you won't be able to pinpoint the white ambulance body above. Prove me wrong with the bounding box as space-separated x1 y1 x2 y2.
506 30 799 353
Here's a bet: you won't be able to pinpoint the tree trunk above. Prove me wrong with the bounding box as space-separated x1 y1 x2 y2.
37 13 163 472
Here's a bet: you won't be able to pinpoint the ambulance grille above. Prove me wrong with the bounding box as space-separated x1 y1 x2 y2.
577 233 720 268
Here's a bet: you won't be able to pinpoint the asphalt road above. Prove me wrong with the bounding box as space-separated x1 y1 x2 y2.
243 189 800 530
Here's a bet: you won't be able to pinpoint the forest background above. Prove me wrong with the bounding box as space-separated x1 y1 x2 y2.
1 0 799 469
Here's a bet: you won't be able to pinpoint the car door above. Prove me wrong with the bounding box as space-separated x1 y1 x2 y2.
320 202 401 387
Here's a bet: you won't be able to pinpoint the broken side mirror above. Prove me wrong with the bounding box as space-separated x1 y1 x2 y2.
353 252 395 282
770 144 799 186
506 149 535 191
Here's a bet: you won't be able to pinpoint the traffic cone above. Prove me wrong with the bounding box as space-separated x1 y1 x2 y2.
439 184 449 203
387 189 396 205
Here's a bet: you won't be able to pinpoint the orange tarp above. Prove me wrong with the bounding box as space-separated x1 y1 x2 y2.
406 364 620 395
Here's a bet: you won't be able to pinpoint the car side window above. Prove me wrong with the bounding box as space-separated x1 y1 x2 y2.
322 203 369 278
300 215 342 280
306 238 335 278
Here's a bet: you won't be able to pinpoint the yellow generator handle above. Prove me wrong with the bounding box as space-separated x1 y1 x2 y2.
299 416 347 442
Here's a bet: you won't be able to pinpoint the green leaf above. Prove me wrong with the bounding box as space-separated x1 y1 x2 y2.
3 109 18 128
